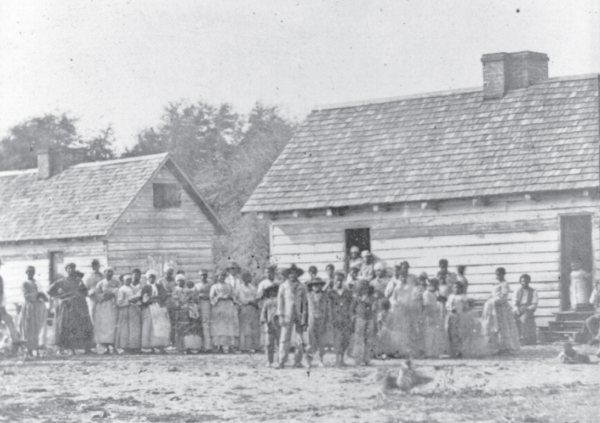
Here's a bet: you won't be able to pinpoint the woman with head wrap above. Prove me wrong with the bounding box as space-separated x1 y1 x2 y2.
20 266 47 357
370 262 389 298
172 273 191 353
236 271 261 352
481 267 520 353
115 274 142 354
91 267 120 354
196 269 213 351
140 269 171 353
210 270 239 353
48 263 94 354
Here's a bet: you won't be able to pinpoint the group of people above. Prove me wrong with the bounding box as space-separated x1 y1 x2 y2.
5 247 545 369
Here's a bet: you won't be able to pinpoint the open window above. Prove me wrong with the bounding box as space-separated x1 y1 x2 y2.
153 183 181 208
345 228 371 272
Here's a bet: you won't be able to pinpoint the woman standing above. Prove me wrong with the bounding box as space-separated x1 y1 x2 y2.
421 278 447 358
196 269 212 351
236 271 261 352
387 270 421 357
48 263 94 354
115 275 142 354
482 267 520 353
140 270 171 354
20 266 47 357
91 267 120 354
209 271 238 353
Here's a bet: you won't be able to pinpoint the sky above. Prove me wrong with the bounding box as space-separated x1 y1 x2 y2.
0 0 598 151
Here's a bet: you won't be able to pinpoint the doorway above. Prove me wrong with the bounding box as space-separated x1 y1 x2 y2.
560 215 594 311
345 228 370 272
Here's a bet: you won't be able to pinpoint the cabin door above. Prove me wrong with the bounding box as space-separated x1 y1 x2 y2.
560 215 593 311
345 228 370 272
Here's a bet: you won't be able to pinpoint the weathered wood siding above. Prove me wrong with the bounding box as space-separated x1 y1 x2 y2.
0 239 107 314
107 165 216 276
269 193 600 327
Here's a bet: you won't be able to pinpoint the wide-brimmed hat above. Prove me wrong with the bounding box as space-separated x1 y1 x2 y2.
307 277 326 288
282 264 304 278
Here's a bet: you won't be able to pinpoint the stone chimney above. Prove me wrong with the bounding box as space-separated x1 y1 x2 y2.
37 144 86 180
481 51 549 100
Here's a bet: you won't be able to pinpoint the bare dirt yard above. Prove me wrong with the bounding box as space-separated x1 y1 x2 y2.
1 343 599 423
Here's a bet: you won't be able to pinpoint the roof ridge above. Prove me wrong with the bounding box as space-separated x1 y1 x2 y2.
74 152 169 168
315 73 600 112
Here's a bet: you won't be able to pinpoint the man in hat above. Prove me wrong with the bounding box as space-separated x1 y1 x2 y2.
306 277 330 367
276 264 308 368
348 246 363 272
85 259 104 322
359 251 375 280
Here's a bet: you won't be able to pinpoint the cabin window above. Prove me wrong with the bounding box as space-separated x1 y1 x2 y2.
345 228 371 271
153 183 181 208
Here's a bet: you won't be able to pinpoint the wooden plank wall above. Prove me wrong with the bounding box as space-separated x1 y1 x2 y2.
107 166 215 278
270 193 600 327
0 239 107 315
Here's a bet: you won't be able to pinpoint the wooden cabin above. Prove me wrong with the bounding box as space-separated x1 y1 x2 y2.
0 150 226 315
243 51 600 328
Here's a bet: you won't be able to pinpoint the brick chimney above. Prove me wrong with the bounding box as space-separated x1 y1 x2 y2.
37 144 86 180
481 51 549 100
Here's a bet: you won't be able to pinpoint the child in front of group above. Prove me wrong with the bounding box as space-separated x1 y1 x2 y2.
260 284 280 367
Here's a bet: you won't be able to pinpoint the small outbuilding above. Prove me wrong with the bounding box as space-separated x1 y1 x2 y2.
0 149 226 314
243 51 600 327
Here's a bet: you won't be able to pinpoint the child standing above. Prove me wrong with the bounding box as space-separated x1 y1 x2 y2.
306 277 330 367
329 270 354 366
261 284 280 367
422 278 447 358
376 298 392 358
352 280 378 366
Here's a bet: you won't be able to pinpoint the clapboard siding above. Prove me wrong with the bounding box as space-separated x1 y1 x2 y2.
0 239 107 315
107 166 216 276
269 193 600 328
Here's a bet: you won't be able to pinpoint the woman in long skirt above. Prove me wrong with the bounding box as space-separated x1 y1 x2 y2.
47 263 94 354
422 278 448 358
115 275 142 354
197 269 212 351
140 270 171 353
91 267 120 354
387 273 421 357
20 266 47 357
236 271 261 352
210 271 238 352
482 267 520 353
447 282 490 358
171 274 191 353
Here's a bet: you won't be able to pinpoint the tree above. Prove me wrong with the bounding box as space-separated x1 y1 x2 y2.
0 114 117 171
126 101 296 275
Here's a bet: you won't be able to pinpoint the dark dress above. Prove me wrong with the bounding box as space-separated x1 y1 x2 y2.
48 276 94 350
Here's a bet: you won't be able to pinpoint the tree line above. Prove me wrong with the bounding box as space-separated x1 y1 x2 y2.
0 102 296 275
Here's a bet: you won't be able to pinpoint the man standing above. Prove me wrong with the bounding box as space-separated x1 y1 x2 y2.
512 274 539 345
0 259 23 345
359 251 375 280
276 264 308 369
85 259 104 321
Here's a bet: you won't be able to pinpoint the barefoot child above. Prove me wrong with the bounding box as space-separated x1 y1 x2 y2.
352 280 378 366
329 270 354 366
306 277 330 367
260 284 280 367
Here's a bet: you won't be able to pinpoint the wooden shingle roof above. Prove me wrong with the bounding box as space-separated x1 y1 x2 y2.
0 153 226 241
243 75 600 213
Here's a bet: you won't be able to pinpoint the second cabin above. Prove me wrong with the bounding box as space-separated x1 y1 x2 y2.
243 51 600 328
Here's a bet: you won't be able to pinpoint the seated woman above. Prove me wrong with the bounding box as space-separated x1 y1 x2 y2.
512 274 539 346
482 267 520 353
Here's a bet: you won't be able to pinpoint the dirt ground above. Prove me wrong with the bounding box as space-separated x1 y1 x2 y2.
1 343 599 423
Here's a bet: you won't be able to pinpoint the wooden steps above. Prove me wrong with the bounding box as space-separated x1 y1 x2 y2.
538 310 593 344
